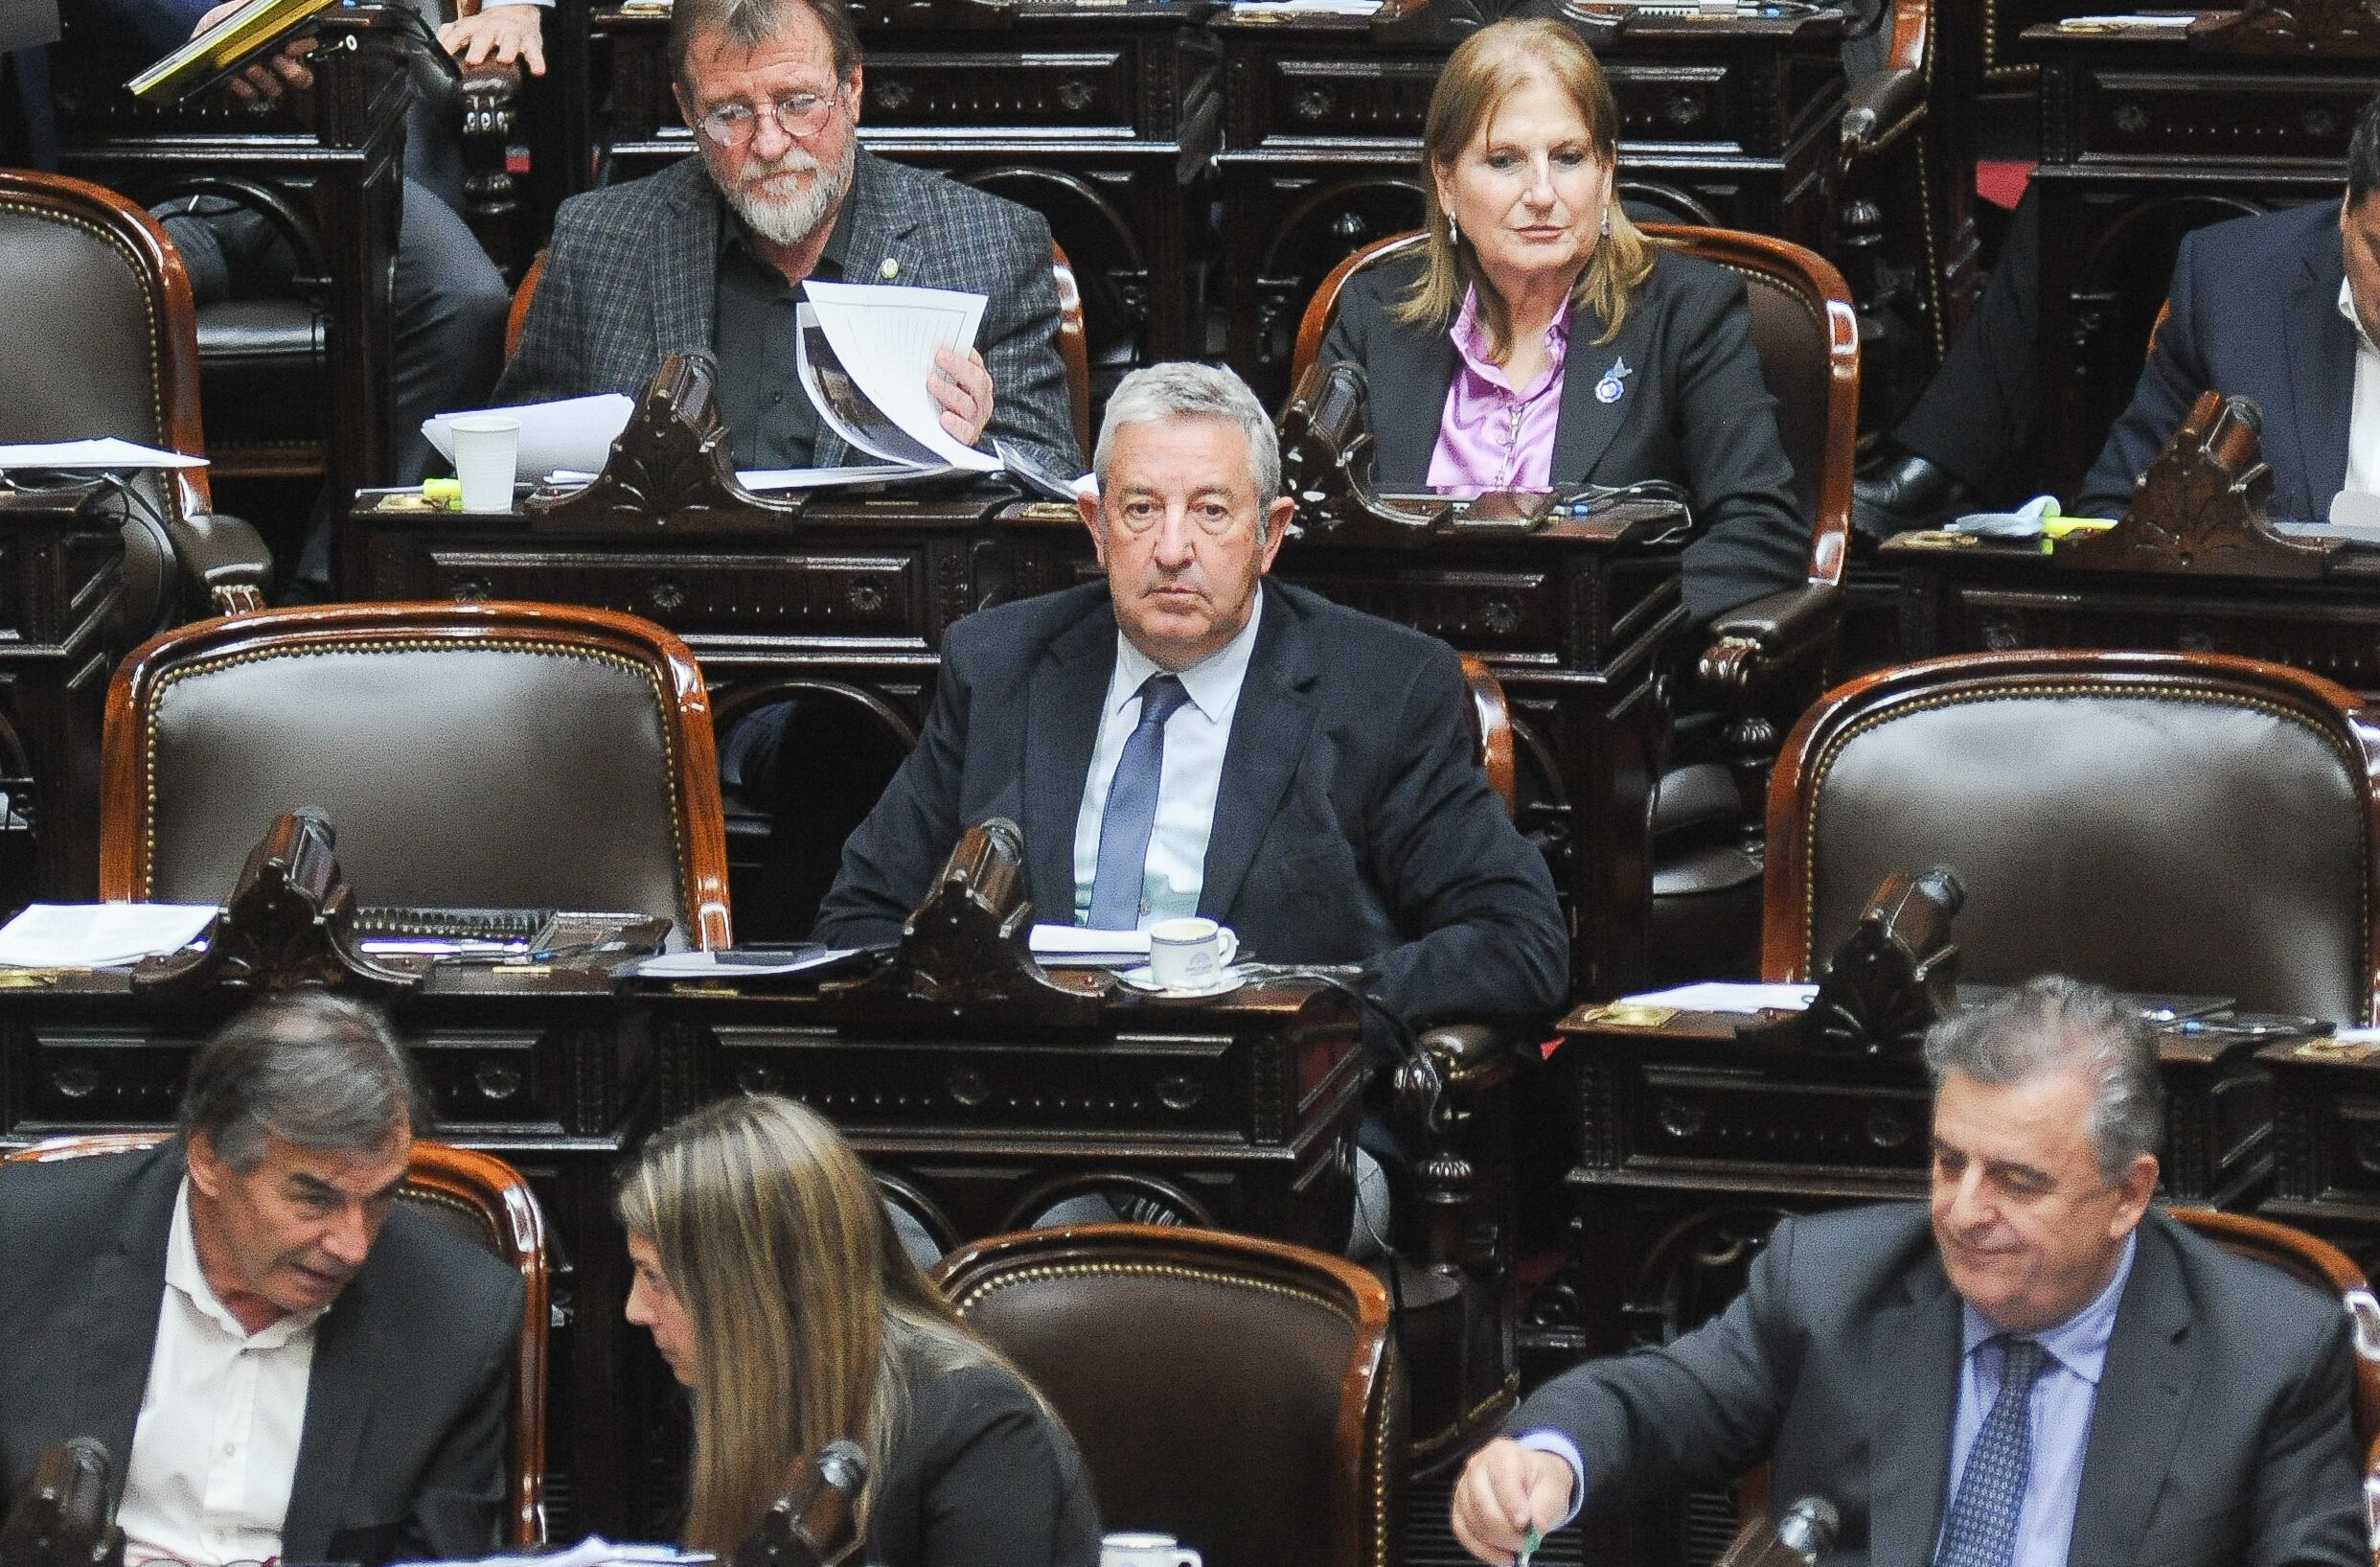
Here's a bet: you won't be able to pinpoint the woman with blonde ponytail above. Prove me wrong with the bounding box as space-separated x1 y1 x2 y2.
617 1095 1101 1567
1317 16 1806 624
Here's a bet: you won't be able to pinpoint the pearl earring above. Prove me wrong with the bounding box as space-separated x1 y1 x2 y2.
1601 210 1612 239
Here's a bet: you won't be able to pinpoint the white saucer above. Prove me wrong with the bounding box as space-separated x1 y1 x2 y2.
1115 963 1250 999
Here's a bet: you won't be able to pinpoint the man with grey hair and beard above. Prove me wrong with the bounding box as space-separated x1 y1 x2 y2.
0 994 523 1567
816 360 1566 1040
493 0 1081 478
1453 975 2362 1567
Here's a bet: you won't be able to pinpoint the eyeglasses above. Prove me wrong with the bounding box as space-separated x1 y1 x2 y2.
695 90 840 149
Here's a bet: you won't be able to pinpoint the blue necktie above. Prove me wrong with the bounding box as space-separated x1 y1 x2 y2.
1936 1336 2049 1567
1087 674 1190 930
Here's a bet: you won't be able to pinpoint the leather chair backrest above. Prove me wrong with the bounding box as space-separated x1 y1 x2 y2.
1732 268 1828 529
0 179 176 451
1787 666 2372 1020
138 640 693 933
939 1228 1402 1567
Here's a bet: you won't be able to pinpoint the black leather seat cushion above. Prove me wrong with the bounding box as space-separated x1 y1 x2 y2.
1802 690 2368 1019
142 644 694 942
195 298 326 448
0 201 169 447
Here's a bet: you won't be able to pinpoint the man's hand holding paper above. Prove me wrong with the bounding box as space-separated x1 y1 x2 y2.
929 345 995 446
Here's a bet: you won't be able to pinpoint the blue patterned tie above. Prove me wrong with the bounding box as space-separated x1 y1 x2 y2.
1936 1336 2049 1567
1087 674 1191 930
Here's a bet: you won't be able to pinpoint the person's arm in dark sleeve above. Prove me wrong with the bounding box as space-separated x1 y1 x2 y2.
977 203 1085 477
489 209 590 407
393 1271 523 1562
1362 641 1568 1030
913 1378 1104 1567
2244 1308 2364 1567
1672 277 1808 624
2073 230 2212 518
812 630 977 946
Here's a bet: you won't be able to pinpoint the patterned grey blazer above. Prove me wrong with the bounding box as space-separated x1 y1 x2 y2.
494 150 1085 475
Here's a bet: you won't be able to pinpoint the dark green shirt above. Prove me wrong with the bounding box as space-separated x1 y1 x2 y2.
712 200 857 470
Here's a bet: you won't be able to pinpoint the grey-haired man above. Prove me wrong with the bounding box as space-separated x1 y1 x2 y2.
1455 976 2363 1567
0 993 522 1567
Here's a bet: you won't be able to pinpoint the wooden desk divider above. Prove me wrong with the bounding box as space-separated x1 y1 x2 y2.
1740 867 1964 1058
133 809 421 999
821 818 1104 1026
2062 388 2341 580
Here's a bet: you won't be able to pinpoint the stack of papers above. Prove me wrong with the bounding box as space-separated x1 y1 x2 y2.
423 394 636 483
1618 981 1818 1014
394 1535 713 1567
624 947 858 979
0 903 217 968
0 438 208 472
1029 925 1151 968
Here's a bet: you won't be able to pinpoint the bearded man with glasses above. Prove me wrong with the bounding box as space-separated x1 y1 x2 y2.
494 0 1082 479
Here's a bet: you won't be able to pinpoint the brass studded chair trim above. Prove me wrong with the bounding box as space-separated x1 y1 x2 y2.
99 601 732 949
1764 650 2380 1023
3 1132 551 1545
935 1224 1406 1567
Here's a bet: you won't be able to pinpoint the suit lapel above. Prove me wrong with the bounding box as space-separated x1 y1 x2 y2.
650 162 720 369
1200 588 1319 921
1369 320 1459 488
1867 1255 1963 1567
1021 605 1120 922
80 1150 183 1501
817 153 922 471
1550 298 1651 482
280 1271 376 1563
2281 219 2354 516
2067 1219 2197 1567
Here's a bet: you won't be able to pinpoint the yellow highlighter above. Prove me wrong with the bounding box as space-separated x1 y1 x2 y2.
422 477 463 508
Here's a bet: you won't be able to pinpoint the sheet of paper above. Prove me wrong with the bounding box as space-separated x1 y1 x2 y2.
739 462 961 492
1030 924 1153 960
423 394 635 482
0 903 217 968
2054 11 2194 24
801 282 1000 472
1621 980 1818 1014
392 1534 714 1567
625 948 859 979
0 438 207 472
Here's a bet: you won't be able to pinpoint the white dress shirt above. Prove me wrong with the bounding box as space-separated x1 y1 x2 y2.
2338 278 2380 505
118 1182 326 1567
1070 588 1266 927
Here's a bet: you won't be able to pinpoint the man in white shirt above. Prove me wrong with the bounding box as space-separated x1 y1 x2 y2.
0 993 523 1567
814 360 1567 1038
2073 90 2380 523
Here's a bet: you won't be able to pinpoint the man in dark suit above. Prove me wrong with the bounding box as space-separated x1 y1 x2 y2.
0 994 523 1567
493 0 1081 478
813 360 1567 1037
2071 176 2376 522
1452 976 2364 1567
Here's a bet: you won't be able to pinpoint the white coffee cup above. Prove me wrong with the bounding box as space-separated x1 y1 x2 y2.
1146 916 1238 990
1101 1532 1201 1567
448 413 522 512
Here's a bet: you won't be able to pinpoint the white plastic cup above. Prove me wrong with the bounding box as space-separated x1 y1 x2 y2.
1146 917 1238 990
1101 1534 1200 1567
448 414 522 512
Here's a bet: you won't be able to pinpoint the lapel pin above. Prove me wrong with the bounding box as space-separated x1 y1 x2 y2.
879 257 901 281
1595 357 1633 404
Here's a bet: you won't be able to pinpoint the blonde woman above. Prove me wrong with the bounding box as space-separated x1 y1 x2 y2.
618 1095 1102 1567
1316 17 1805 623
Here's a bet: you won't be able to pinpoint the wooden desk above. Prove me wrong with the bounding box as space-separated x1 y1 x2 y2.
1884 532 2380 698
2260 1034 2380 1271
341 482 1689 996
2025 18 2376 495
1551 1002 2273 1359
48 7 415 498
1212 2 1847 402
591 0 1223 376
0 956 1363 1538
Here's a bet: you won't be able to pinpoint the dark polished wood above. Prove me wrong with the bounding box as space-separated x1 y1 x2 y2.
2024 15 2378 496
1214 1 1848 402
590 0 1222 377
46 6 416 498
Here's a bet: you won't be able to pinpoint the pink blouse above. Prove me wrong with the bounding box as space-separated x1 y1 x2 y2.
1426 286 1571 494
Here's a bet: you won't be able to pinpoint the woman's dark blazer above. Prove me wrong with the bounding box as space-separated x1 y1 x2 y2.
866 1357 1104 1567
1317 246 1809 623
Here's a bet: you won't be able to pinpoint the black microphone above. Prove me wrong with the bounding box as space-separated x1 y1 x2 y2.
729 1438 871 1567
1711 1493 1839 1567
1 1438 124 1567
290 805 336 847
1912 864 1965 918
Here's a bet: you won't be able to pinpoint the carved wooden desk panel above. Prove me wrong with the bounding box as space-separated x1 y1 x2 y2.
2025 22 2377 495
2260 1038 2380 1269
1213 5 1847 401
1554 1005 2269 1358
592 2 1222 371
1885 536 2380 698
